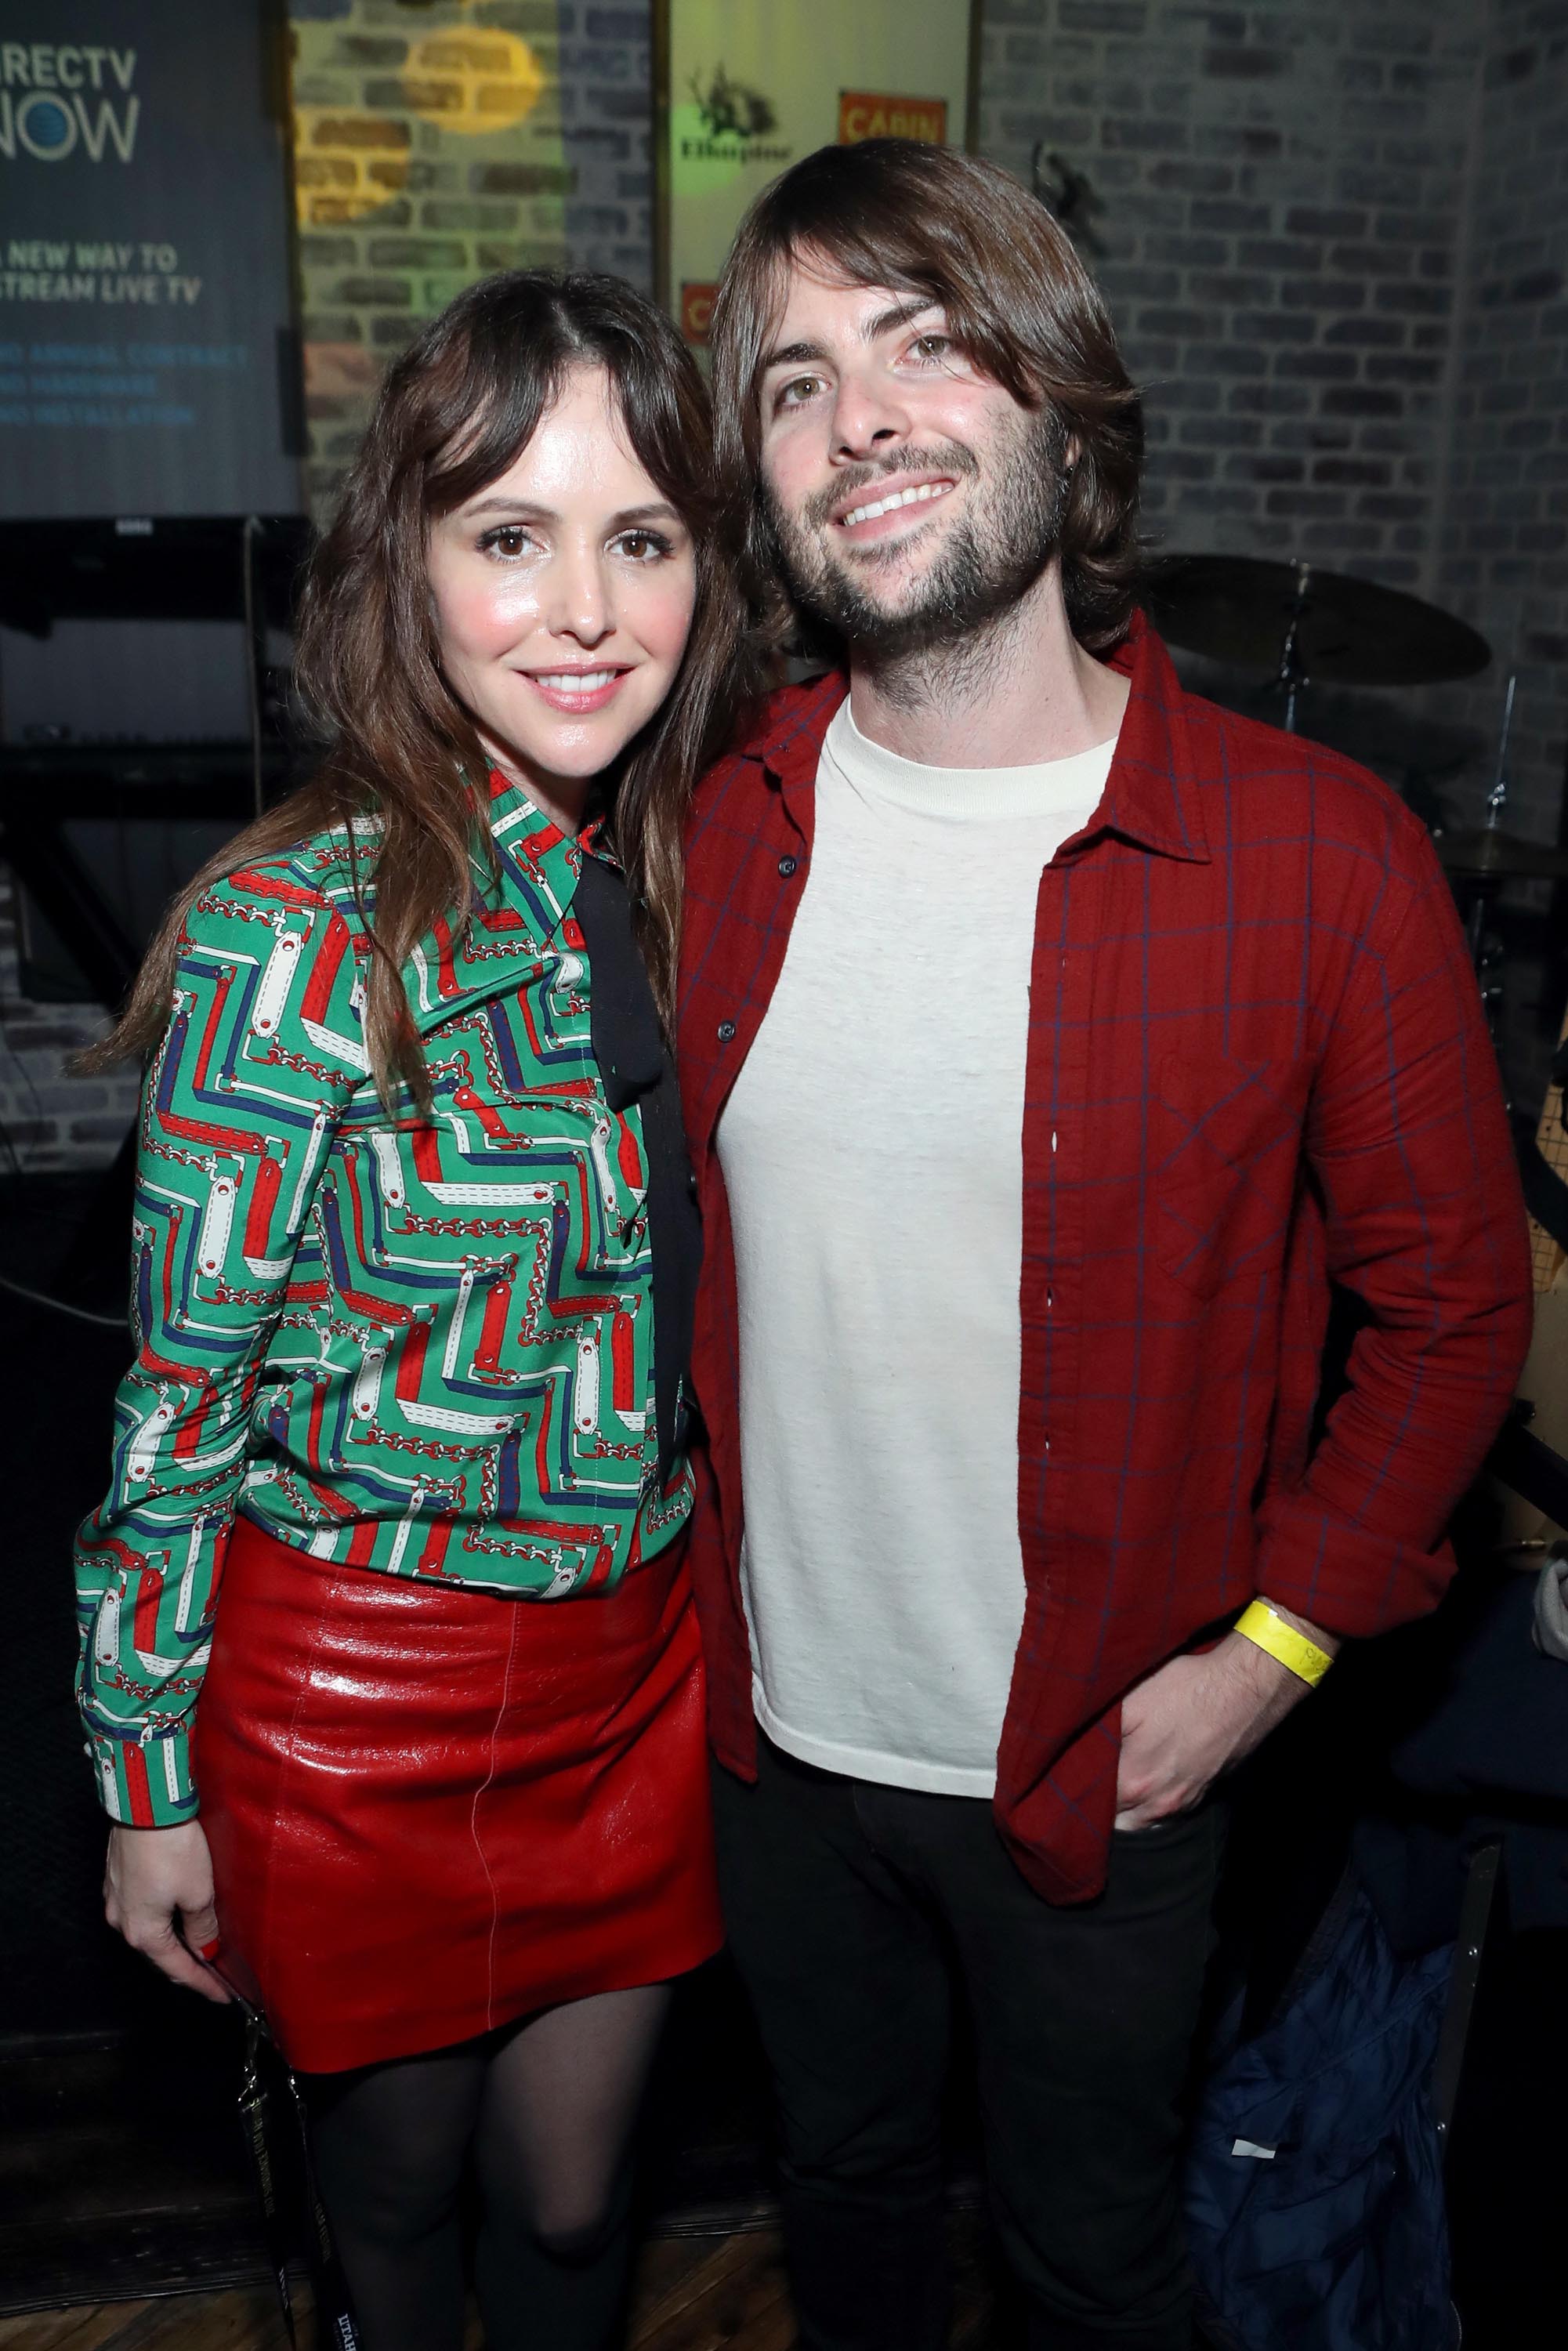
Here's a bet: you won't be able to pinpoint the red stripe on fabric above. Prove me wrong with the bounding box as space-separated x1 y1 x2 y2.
344 1520 378 1567
172 1386 212 1460
227 869 320 907
243 1155 282 1257
610 1309 636 1415
299 912 347 1023
122 1741 154 1826
396 1320 430 1402
616 1115 643 1190
132 1567 165 1655
412 1124 443 1186
475 1279 510 1373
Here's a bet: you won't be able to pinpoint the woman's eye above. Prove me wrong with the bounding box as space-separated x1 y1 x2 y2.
479 524 532 559
616 530 674 563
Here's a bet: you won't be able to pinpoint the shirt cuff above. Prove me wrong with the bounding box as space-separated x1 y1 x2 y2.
89 1729 198 1826
1253 1491 1455 1642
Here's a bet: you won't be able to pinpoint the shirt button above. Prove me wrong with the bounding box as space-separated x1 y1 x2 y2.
717 1020 736 1043
777 854 798 878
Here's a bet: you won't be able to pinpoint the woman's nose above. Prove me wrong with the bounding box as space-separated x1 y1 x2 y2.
545 546 612 645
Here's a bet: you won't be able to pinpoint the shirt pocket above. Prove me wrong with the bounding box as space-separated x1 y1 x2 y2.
1153 1051 1306 1299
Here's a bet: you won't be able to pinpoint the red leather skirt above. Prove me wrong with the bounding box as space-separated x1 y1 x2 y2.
194 1514 722 2074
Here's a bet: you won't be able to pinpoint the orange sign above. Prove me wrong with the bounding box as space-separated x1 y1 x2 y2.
681 281 718 344
838 91 948 145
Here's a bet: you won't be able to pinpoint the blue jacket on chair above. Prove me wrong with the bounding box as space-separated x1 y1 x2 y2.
1184 1882 1456 2351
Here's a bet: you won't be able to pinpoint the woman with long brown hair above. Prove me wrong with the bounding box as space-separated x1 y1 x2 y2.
73 270 752 2351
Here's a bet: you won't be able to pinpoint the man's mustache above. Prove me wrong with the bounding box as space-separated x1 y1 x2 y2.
796 443 980 533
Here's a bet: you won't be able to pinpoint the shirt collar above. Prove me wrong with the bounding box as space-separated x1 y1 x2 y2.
405 768 600 1034
755 670 850 795
1081 610 1210 865
748 610 1209 867
478 763 611 893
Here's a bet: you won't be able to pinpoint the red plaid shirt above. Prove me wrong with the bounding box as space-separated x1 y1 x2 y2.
677 613 1533 1902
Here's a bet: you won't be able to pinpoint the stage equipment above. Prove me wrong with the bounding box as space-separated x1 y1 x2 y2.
654 0 982 346
1142 554 1491 732
0 515 311 637
1424 674 1568 1089
0 743 290 1010
1431 678 1568 881
1432 829 1568 879
0 516 312 1007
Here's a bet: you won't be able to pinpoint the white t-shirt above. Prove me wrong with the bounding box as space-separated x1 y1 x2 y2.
715 699 1117 1796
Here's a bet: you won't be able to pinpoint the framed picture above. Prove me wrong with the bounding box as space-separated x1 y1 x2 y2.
654 0 982 348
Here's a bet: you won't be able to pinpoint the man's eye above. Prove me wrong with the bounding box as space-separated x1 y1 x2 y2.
774 375 824 411
909 334 953 364
479 524 531 558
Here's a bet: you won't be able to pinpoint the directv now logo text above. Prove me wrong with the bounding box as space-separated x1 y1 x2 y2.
0 44 139 165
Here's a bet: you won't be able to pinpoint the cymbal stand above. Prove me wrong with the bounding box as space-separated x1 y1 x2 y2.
1464 672 1517 966
1464 673 1519 1070
1272 560 1312 734
1483 670 1517 833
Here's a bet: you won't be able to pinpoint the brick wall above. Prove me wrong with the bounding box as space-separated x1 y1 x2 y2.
1435 1 1568 849
977 0 1485 592
293 0 654 519
5 0 1565 1172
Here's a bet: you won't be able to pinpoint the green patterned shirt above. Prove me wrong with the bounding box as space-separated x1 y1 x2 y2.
75 773 690 1827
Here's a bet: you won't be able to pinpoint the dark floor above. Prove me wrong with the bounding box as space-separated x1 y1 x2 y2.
2 1170 1564 2349
0 2212 1010 2350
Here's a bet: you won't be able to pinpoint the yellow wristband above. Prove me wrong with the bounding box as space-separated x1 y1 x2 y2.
1233 1601 1334 1688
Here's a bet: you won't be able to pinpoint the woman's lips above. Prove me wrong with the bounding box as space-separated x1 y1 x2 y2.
524 667 629 715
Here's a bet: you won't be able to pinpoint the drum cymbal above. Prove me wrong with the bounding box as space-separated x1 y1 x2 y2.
1432 828 1568 880
1143 556 1491 688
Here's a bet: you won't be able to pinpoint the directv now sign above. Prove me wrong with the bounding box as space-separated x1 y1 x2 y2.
0 43 140 165
0 4 300 522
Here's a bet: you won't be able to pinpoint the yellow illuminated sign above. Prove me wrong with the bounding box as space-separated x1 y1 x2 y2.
656 0 978 344
838 92 947 145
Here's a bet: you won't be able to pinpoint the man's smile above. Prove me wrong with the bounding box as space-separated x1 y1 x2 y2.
832 473 958 541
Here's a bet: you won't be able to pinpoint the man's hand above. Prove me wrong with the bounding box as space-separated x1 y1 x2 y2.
1114 1608 1338 1831
103 1820 230 2003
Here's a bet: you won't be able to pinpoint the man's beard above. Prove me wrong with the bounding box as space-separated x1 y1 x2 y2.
762 405 1070 667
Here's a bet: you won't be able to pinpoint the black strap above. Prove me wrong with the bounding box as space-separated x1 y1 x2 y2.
285 2059 364 2351
572 853 701 1485
237 2012 299 2346
177 1922 362 2351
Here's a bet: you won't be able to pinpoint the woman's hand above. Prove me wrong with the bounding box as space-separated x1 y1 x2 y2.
103 1820 230 2003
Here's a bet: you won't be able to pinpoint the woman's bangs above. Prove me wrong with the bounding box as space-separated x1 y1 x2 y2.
423 364 559 520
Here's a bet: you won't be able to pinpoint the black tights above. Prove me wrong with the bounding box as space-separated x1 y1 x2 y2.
305 1983 670 2351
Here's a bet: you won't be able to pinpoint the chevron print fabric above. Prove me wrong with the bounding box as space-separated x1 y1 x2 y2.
75 774 688 1828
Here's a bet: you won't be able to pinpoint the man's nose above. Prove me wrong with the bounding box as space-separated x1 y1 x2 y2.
831 363 911 462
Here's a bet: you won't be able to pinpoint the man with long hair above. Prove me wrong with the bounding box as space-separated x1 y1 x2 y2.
676 141 1532 2349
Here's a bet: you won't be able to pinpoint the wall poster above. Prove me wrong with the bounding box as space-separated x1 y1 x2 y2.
655 0 980 350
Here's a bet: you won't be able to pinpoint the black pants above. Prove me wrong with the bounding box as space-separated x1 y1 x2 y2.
712 1736 1223 2351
